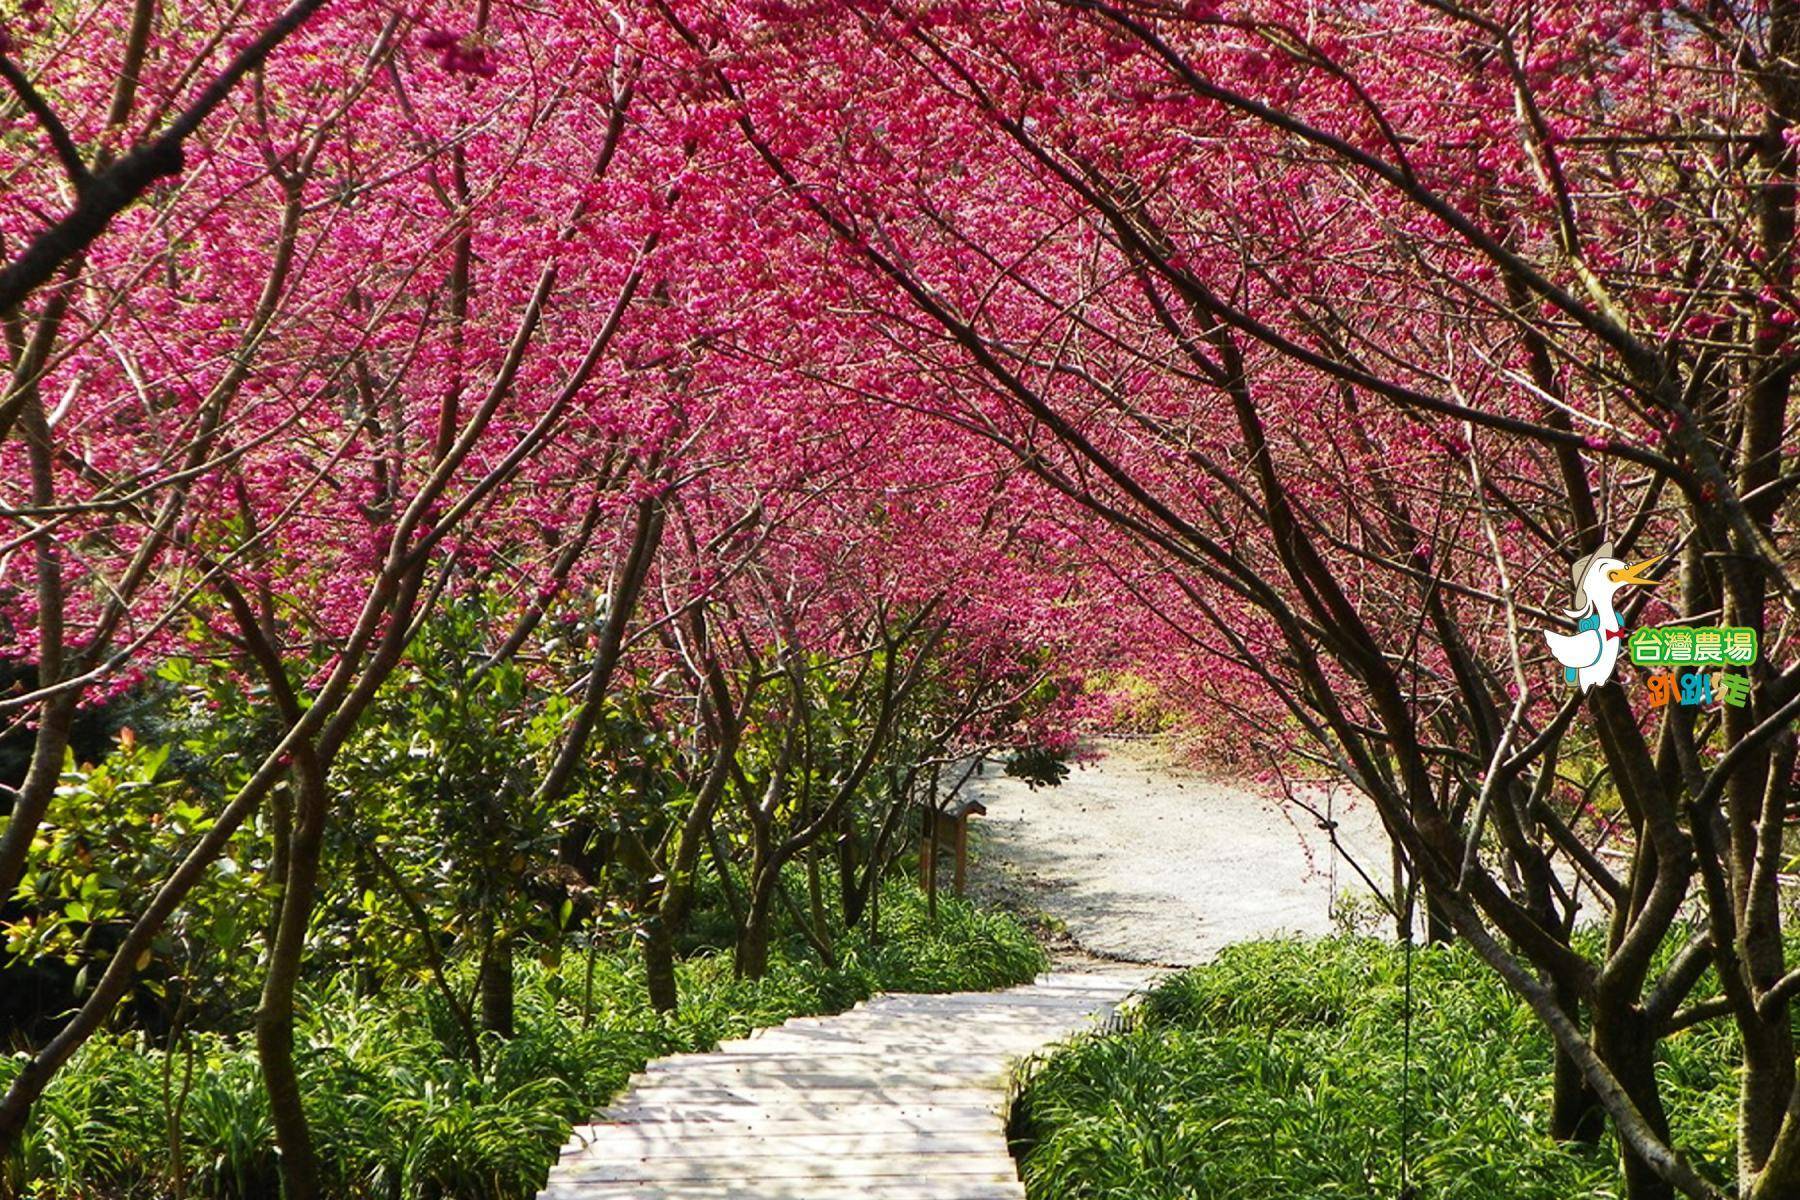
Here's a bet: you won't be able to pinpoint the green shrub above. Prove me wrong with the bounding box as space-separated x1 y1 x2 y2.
1012 937 1738 1200
3 880 1043 1200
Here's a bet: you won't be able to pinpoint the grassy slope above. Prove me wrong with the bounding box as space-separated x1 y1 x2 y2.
1012 937 1739 1200
5 882 1045 1200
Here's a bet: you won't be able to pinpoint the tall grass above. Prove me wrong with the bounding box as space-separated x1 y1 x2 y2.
4 881 1044 1200
1012 937 1740 1200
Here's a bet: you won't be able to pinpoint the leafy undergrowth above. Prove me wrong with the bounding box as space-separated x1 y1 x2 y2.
4 882 1043 1200
1011 937 1738 1200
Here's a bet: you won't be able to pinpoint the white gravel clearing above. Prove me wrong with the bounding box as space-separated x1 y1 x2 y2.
965 739 1392 967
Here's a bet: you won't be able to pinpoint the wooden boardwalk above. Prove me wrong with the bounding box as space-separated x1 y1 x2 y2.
538 972 1153 1200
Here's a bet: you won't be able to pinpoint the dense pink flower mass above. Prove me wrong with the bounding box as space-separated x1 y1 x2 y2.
0 0 1107 722
0 0 1784 834
0 0 1783 781
3 0 1799 1194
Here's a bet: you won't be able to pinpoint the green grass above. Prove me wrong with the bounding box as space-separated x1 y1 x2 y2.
3 880 1044 1200
1010 937 1740 1200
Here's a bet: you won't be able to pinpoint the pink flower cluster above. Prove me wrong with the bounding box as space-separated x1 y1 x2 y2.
420 28 496 77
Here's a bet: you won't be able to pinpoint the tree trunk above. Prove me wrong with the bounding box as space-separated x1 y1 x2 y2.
479 933 515 1037
264 784 292 948
0 697 76 909
1740 1011 1799 1194
708 821 746 939
1419 874 1454 946
1550 976 1605 1144
737 883 774 980
839 820 866 928
0 381 77 906
1595 1001 1676 1200
643 913 678 1014
869 865 882 949
806 846 833 960
1733 752 1799 1185
255 755 326 1200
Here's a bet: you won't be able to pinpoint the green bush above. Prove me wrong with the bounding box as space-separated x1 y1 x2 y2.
1012 937 1739 1200
3 880 1044 1200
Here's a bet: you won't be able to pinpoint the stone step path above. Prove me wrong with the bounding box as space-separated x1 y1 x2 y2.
538 971 1154 1199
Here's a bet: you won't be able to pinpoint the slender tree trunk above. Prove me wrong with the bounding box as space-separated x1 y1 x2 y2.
1739 1012 1798 1189
708 817 745 939
778 874 837 967
842 766 912 929
844 780 908 936
581 919 600 1028
1550 976 1605 1144
926 842 939 925
1417 862 1454 946
839 814 865 928
1595 1000 1676 1200
478 932 515 1038
736 799 777 980
1732 748 1799 1184
0 391 76 906
643 913 678 1013
649 720 746 1010
255 752 326 1200
737 881 775 980
533 497 664 809
264 784 292 947
925 772 942 923
869 864 882 949
806 846 832 960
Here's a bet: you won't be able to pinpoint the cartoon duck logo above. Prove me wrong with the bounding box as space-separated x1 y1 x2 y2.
1542 542 1662 691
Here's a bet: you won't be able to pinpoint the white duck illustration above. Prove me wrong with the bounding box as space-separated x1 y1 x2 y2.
1543 542 1662 691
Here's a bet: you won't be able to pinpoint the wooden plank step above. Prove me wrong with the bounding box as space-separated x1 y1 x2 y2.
643 1053 1014 1074
747 1017 1075 1036
551 1153 1022 1183
606 1085 1005 1106
624 1065 1014 1087
590 1102 1004 1126
563 1129 1000 1158
729 1024 1067 1044
777 1005 1104 1022
540 1180 1024 1199
760 1019 1084 1036
860 994 1124 1011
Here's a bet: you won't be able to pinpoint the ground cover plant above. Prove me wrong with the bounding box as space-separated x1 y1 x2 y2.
1012 938 1742 1200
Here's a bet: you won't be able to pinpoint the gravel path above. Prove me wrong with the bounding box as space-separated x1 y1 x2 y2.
965 740 1391 967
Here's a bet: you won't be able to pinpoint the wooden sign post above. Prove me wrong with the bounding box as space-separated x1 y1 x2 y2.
919 796 987 903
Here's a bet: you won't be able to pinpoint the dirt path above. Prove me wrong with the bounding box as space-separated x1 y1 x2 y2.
966 740 1390 968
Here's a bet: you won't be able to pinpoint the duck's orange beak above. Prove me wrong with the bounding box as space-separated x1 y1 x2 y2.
1607 556 1663 587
